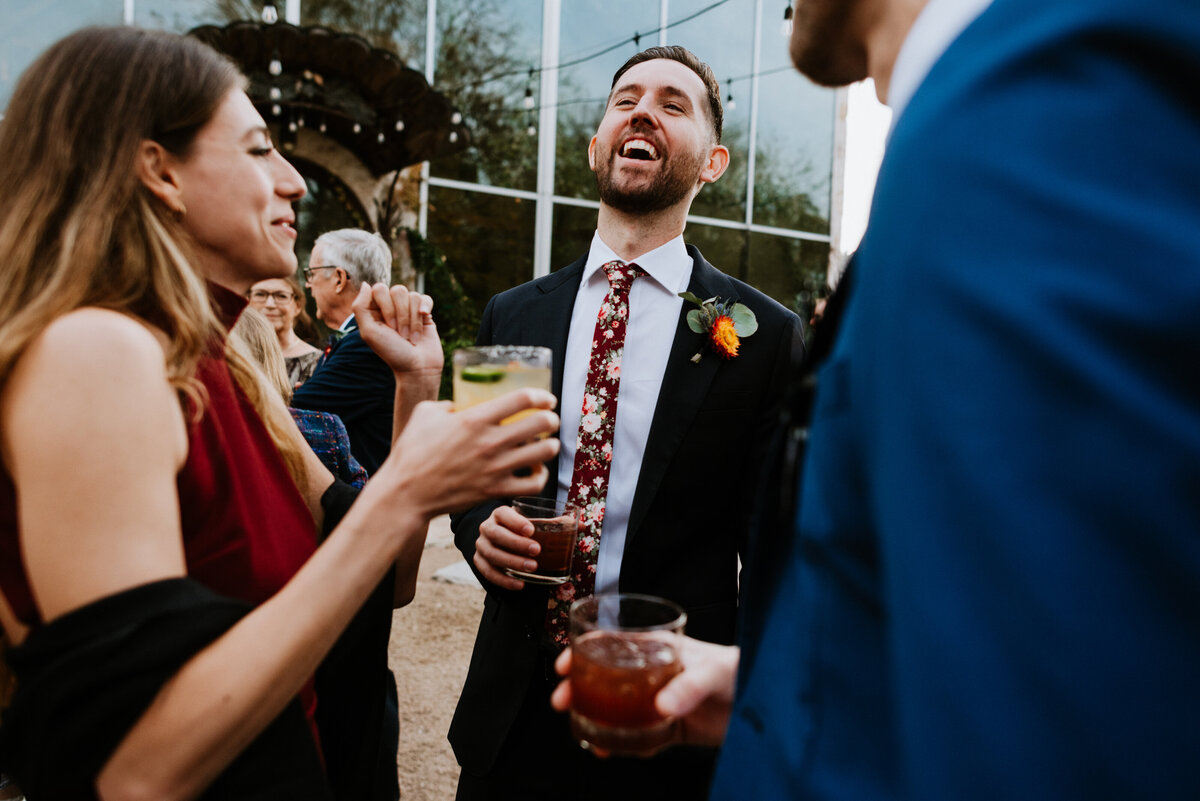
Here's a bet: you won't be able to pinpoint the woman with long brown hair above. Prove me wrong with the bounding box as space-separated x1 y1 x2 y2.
0 26 558 801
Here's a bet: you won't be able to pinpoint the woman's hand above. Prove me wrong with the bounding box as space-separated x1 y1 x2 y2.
368 389 560 521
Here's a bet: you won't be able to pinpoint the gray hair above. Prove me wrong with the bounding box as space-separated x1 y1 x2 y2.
315 228 392 288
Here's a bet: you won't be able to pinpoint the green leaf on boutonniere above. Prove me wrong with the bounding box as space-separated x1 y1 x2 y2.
679 291 706 306
686 309 706 334
730 302 758 336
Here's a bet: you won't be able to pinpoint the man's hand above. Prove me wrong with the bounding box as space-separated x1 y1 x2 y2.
472 505 543 591
550 634 739 752
354 283 443 381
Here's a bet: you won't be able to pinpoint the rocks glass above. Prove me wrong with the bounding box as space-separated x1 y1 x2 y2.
568 593 686 756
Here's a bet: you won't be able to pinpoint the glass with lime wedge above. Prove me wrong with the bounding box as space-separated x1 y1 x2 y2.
452 346 553 426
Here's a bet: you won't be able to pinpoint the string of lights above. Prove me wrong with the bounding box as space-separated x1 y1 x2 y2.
447 0 738 93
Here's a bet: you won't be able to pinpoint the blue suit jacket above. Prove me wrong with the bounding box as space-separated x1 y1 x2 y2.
291 318 394 475
715 1 1200 798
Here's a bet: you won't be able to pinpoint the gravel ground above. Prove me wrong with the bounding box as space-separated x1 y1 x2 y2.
389 516 483 801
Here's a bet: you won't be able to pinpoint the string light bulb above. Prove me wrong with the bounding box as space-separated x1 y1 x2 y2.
726 79 736 112
269 53 282 76
782 2 793 36
395 119 405 131
352 122 361 134
261 2 278 24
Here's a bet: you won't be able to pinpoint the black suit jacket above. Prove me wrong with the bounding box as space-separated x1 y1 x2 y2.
291 318 394 474
448 246 804 773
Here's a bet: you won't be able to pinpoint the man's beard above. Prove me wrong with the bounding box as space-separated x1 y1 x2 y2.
594 143 706 214
790 0 868 87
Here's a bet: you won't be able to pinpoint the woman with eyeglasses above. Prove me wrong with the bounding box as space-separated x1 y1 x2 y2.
248 275 322 387
0 26 558 801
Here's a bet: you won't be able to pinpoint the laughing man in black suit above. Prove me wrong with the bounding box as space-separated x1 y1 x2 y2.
449 46 805 801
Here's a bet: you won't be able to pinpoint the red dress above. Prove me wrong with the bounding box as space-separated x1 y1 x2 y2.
0 286 320 731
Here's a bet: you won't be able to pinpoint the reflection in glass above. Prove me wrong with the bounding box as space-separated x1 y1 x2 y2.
753 62 835 233
1 0 123 111
427 186 537 321
551 204 602 271
682 224 826 318
431 0 542 192
665 0 754 222
135 0 217 32
555 0 660 200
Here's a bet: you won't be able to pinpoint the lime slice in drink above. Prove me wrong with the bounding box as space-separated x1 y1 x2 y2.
460 365 507 383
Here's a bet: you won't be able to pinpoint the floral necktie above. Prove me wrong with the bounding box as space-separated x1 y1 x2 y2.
546 260 643 647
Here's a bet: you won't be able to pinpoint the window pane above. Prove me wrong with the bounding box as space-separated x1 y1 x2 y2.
684 224 828 317
680 223 748 284
427 186 537 324
1 1 123 111
431 0 542 192
665 0 754 222
134 0 218 32
746 231 828 316
299 0 428 66
753 33 836 234
551 203 601 271
555 0 662 200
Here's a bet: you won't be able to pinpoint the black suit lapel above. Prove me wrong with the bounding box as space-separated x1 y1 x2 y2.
535 259 585 403
624 248 737 548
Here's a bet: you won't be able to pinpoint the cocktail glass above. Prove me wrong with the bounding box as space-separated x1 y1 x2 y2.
452 345 552 425
504 497 580 585
568 593 687 756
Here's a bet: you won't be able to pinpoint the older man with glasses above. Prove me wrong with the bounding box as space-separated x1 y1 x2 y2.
291 228 396 476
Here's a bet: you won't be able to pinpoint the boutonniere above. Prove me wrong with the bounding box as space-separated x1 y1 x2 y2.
679 292 758 363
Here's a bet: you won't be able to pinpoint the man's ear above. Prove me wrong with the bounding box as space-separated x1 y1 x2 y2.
136 140 187 215
698 143 730 186
588 135 598 172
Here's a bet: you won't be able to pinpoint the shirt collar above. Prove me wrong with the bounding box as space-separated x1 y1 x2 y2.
337 314 357 333
583 231 692 294
888 0 993 125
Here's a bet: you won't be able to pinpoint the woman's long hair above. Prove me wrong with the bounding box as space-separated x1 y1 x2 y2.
230 307 296 406
0 27 240 402
0 28 310 701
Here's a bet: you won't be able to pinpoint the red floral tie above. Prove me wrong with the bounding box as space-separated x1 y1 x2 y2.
546 260 643 646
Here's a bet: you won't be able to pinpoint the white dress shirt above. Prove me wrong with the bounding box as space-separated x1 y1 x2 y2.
556 231 693 595
889 0 994 125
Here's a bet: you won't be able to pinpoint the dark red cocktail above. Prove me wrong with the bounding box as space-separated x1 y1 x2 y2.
568 594 687 755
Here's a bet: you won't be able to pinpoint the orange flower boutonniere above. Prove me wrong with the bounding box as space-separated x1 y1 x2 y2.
679 292 758 363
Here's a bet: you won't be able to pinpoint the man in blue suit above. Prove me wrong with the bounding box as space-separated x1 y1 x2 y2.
294 228 396 475
597 0 1200 798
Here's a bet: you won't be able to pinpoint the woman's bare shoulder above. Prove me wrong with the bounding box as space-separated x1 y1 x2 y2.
2 308 183 463
33 308 170 368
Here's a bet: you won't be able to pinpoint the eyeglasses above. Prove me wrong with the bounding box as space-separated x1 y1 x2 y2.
303 265 339 281
248 289 294 304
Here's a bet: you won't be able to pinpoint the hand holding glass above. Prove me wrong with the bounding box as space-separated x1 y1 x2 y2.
505 497 579 585
568 593 687 756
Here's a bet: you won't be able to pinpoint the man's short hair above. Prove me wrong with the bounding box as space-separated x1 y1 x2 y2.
610 45 723 143
315 229 392 288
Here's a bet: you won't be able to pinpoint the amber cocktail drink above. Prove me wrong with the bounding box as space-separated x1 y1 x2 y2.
569 594 686 756
452 346 552 425
505 497 579 585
